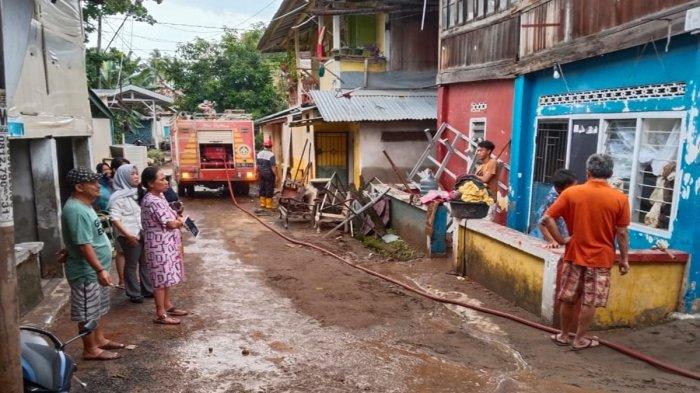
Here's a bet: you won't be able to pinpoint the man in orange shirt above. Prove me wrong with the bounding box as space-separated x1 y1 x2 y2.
542 154 630 351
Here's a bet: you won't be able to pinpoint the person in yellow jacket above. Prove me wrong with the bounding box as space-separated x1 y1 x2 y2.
256 139 277 209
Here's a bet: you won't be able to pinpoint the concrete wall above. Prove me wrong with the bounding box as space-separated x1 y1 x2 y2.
455 220 688 328
455 222 545 317
508 34 700 311
358 121 434 183
90 118 113 162
10 140 38 243
389 196 429 253
594 259 686 327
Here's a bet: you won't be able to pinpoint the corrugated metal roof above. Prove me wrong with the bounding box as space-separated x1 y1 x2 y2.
309 90 437 122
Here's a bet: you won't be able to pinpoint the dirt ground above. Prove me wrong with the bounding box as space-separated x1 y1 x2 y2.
48 194 700 392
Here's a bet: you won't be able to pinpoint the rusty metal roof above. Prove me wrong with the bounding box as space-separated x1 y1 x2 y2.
309 89 437 122
258 0 310 53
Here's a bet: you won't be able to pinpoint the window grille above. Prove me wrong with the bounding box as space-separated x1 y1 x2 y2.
633 119 680 230
469 119 486 142
533 120 568 184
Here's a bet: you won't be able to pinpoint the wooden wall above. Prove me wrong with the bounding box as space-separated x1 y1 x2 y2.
438 0 696 83
389 10 440 71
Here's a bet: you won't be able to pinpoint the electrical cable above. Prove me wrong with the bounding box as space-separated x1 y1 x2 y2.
219 163 700 381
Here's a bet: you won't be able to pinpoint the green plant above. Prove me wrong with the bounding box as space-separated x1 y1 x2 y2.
356 234 420 261
147 148 166 166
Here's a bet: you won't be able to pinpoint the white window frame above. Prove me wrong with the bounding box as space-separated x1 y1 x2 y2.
469 117 487 143
533 111 685 238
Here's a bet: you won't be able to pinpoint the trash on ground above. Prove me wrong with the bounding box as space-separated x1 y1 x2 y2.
381 234 400 243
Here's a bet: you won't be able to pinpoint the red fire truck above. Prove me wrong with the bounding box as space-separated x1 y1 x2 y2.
171 112 256 196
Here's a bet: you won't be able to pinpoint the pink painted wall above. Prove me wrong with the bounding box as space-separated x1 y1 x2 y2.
437 79 515 224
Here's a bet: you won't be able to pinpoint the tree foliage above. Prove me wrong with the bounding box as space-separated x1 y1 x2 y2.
163 28 284 119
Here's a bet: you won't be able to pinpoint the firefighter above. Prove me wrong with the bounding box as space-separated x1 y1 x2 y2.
256 139 277 209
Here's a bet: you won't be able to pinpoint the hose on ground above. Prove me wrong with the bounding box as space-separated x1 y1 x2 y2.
222 170 699 381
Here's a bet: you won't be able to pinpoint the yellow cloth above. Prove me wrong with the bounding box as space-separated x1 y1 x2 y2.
458 181 494 205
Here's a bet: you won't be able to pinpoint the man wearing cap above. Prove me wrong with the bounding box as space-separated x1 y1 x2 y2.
62 167 124 361
256 139 277 209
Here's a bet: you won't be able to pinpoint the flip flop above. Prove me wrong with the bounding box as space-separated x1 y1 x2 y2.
550 334 569 347
84 349 121 361
98 340 126 350
153 314 181 325
571 337 601 351
167 307 189 316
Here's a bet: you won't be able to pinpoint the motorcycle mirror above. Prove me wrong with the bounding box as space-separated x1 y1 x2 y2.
61 320 98 349
79 320 98 335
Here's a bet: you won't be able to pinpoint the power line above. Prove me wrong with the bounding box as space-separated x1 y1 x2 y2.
233 0 280 28
105 16 255 31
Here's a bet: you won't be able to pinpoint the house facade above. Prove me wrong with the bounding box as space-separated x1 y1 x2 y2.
257 0 440 187
443 0 700 319
4 0 94 284
437 0 521 224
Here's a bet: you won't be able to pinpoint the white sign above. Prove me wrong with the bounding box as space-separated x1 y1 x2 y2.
686 7 700 33
0 128 14 226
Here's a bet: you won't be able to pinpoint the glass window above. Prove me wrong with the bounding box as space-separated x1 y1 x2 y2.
487 0 496 14
466 0 475 20
477 0 485 17
449 0 458 27
603 119 637 194
457 0 465 25
498 0 509 11
602 117 681 231
633 119 680 230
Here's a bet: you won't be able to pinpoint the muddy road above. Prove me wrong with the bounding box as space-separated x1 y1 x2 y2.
49 196 699 392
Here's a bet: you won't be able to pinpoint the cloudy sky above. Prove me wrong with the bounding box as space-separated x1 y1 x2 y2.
87 0 283 58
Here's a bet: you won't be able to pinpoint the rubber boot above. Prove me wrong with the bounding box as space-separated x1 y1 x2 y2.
259 197 266 208
266 197 275 209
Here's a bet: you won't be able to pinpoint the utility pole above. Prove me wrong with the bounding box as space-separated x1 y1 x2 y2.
0 4 22 388
97 13 103 88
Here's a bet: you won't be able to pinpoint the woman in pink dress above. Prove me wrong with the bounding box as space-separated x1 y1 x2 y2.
140 166 189 325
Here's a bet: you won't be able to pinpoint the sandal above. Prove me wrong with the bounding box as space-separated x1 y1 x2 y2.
98 340 126 350
167 307 189 316
153 314 181 325
550 333 569 347
84 349 121 361
571 336 601 351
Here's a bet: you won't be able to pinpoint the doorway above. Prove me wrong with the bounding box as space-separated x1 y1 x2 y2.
315 132 349 185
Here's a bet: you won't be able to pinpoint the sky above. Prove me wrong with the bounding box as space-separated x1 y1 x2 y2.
87 0 283 58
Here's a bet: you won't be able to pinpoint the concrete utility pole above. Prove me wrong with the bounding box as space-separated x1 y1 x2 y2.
0 1 22 388
0 81 22 393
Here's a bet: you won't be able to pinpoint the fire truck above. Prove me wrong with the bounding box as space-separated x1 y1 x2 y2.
171 111 256 196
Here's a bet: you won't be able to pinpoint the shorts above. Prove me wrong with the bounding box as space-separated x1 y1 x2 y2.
69 281 111 322
557 261 611 307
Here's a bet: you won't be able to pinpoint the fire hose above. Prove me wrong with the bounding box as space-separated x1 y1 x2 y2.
222 166 699 381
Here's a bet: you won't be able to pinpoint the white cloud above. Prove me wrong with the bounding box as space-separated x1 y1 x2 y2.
88 0 281 57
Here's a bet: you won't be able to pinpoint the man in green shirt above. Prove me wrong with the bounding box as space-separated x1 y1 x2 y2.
62 167 124 361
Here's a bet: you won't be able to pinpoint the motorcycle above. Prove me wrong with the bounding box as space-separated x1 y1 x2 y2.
20 320 97 392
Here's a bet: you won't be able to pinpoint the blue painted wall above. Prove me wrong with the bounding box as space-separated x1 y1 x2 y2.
125 119 154 145
508 34 700 311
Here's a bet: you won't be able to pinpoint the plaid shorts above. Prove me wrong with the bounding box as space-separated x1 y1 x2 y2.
69 281 111 322
557 261 611 307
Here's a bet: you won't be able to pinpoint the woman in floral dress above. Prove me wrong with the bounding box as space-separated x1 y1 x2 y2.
140 166 189 325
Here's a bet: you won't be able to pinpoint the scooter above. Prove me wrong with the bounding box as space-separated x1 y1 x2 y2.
20 320 97 392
